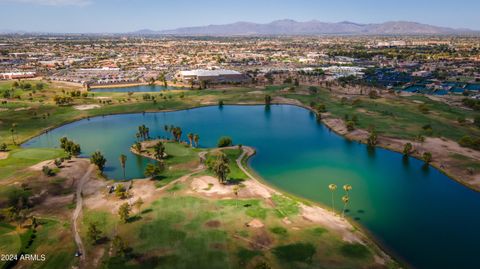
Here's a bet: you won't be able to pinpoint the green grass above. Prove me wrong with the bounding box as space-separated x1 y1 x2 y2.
340 243 371 259
308 227 328 236
82 209 118 238
142 141 202 187
270 226 288 237
217 199 268 219
237 248 262 266
221 148 249 181
283 86 480 141
0 223 21 268
449 153 480 172
271 195 300 218
15 218 76 269
0 148 66 180
163 142 200 165
272 243 316 263
82 190 388 269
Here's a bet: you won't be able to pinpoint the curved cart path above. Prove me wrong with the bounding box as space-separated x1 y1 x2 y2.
72 164 95 263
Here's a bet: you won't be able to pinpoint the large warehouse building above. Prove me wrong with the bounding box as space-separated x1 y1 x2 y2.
175 69 249 83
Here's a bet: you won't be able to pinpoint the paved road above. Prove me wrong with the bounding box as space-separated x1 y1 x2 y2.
72 164 95 264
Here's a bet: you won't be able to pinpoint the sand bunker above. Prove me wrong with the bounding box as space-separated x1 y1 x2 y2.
74 104 100 110
0 152 8 160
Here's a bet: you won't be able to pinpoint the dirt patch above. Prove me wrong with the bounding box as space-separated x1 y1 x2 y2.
250 230 273 250
14 107 30 111
247 219 264 228
74 104 100 110
29 160 55 171
205 220 221 228
301 204 362 243
191 176 232 196
0 152 8 160
272 96 303 106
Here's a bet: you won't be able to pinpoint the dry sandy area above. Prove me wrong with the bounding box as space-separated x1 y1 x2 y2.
0 152 8 160
34 158 91 216
14 107 30 111
29 159 55 171
74 104 101 110
272 96 303 106
189 174 365 244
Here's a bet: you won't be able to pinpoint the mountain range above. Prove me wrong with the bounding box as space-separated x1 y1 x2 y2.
134 19 476 36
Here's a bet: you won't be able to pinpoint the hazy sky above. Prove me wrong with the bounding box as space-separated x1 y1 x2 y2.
1 0 479 33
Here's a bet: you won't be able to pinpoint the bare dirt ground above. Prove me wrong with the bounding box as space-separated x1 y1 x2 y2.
0 152 8 160
272 96 303 106
74 104 101 110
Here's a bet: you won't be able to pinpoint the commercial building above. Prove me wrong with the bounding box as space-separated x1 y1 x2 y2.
0 72 36 80
175 69 249 83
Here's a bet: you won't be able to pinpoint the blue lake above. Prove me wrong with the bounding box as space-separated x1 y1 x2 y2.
24 105 480 269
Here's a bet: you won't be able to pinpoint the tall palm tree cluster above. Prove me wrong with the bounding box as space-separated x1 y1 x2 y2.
328 183 352 219
136 125 150 141
187 133 200 148
164 125 182 142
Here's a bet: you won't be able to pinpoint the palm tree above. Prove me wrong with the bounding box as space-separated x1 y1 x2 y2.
328 184 337 214
193 134 199 148
153 141 165 160
134 142 142 153
233 185 240 207
10 123 17 145
187 133 194 147
213 152 230 184
164 125 169 138
341 195 349 218
343 184 352 196
119 154 127 180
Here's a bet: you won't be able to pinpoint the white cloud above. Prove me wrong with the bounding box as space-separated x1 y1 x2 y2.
0 0 92 6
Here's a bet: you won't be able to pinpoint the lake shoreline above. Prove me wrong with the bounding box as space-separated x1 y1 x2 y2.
130 140 401 267
20 101 480 194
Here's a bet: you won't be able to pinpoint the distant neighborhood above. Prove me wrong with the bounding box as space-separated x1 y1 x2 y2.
0 36 479 98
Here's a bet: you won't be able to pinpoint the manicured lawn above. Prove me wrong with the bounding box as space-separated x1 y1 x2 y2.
221 148 249 181
142 141 202 187
94 191 380 269
0 148 66 180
